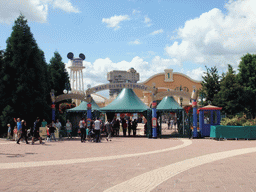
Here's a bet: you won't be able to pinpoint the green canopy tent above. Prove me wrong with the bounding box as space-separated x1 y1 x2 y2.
157 96 183 112
66 99 100 113
156 96 184 137
99 88 152 137
66 99 101 136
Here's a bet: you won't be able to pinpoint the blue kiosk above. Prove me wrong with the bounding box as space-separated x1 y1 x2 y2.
198 105 222 137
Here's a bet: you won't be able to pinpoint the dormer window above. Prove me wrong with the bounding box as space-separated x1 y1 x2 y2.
164 69 173 82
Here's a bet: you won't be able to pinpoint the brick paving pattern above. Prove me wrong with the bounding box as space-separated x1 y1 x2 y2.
0 123 256 192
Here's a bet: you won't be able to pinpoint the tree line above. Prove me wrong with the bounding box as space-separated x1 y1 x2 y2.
200 53 256 118
0 14 70 135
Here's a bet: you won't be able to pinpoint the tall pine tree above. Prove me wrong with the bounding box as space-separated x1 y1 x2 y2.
48 51 71 121
1 14 51 129
213 65 244 116
48 51 70 96
200 66 221 106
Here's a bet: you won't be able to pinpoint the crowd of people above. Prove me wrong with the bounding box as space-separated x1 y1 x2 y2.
77 117 138 143
9 117 42 145
6 116 139 144
7 117 63 144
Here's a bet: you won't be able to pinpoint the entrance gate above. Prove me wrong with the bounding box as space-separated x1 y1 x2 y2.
50 83 197 138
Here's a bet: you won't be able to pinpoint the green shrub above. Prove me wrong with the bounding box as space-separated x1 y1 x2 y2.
242 119 256 126
221 116 256 126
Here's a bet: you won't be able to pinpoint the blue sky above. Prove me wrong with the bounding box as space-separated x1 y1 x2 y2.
1 0 256 97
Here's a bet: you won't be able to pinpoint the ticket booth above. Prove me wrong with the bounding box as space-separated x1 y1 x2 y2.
198 105 222 137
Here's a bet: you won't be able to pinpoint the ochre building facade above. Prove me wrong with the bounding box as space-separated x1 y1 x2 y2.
133 69 202 107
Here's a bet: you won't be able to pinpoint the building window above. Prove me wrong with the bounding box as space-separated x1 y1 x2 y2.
164 69 173 82
204 111 210 124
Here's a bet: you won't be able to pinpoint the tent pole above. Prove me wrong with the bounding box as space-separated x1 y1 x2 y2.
160 112 162 138
147 109 152 138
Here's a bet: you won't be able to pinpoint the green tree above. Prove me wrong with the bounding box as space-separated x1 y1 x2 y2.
237 53 256 118
48 51 70 96
200 66 221 106
1 14 51 129
48 51 71 121
0 49 5 106
213 65 244 116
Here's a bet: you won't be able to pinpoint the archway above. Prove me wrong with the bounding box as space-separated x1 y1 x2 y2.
51 83 195 138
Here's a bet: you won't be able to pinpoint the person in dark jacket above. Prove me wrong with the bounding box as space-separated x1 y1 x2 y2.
49 121 56 142
127 118 132 136
121 118 127 136
32 117 42 145
17 120 29 144
116 119 120 136
132 119 138 136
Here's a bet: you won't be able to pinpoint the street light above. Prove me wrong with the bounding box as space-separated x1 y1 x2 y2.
180 97 183 107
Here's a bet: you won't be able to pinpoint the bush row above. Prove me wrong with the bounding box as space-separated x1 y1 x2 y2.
220 116 256 126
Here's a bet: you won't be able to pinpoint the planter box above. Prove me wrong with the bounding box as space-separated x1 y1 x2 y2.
210 125 256 139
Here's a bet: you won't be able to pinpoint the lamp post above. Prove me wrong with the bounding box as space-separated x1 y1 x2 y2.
180 97 183 107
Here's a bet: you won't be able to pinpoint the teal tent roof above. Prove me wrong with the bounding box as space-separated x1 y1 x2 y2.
156 96 183 112
67 99 100 113
99 88 150 113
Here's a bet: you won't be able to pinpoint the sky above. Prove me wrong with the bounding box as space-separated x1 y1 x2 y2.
1 0 256 98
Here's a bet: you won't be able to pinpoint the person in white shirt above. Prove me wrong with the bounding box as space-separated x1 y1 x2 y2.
94 118 101 143
79 118 86 143
55 119 62 131
105 120 112 141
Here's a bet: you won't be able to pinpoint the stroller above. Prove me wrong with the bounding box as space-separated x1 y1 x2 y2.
87 128 96 142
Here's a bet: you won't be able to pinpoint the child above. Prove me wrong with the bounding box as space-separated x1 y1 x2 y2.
46 127 50 142
13 126 18 141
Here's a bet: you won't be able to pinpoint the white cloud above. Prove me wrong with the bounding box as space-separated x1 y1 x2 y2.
52 0 80 13
186 67 205 81
144 16 152 26
165 0 256 69
0 0 79 24
65 56 178 90
132 9 140 15
150 29 163 35
102 15 130 30
144 16 150 23
152 56 181 67
129 39 141 45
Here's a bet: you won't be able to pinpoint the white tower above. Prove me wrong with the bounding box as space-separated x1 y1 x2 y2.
67 52 86 105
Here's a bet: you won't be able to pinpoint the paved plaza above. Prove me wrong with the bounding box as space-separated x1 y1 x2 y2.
1 124 256 192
